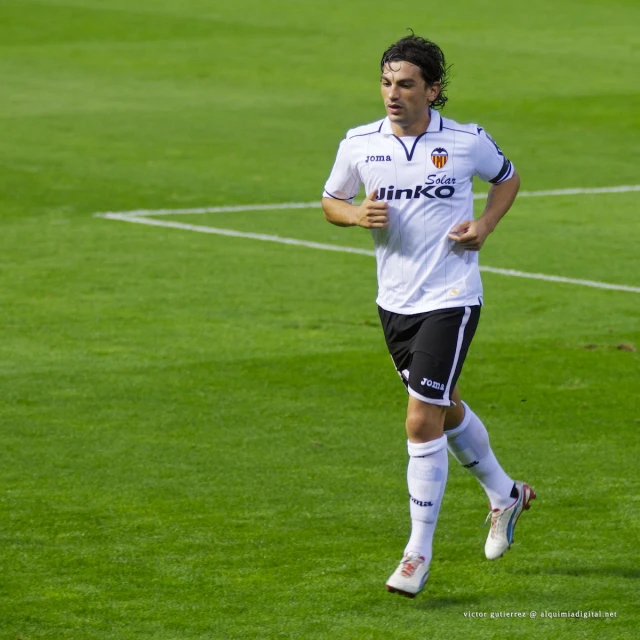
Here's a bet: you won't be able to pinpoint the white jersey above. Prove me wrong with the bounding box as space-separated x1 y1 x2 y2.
323 109 514 314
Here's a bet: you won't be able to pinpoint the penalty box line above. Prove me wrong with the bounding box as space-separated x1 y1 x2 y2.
95 187 640 294
99 211 640 294
95 184 640 219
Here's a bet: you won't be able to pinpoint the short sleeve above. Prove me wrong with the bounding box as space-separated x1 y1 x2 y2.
323 138 362 202
473 127 515 184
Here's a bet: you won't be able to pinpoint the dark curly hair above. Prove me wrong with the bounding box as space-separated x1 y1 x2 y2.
380 34 451 110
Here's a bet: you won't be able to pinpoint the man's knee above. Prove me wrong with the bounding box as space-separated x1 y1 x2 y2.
406 397 446 442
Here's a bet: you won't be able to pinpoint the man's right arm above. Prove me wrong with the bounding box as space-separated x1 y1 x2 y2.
322 189 389 229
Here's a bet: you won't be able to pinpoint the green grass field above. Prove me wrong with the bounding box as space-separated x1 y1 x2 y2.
1 1 639 638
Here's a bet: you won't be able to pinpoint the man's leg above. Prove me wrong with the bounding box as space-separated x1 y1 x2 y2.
386 396 447 597
381 305 480 596
444 385 535 559
444 386 516 509
404 396 449 560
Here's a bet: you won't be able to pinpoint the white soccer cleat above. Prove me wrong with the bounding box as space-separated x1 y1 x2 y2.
386 552 429 598
484 481 536 560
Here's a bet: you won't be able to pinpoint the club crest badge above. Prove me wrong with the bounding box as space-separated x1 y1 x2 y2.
431 148 448 169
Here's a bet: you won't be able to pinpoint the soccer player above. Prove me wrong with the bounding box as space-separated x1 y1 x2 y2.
322 34 535 598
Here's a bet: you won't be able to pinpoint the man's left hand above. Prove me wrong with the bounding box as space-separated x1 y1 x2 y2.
447 219 492 251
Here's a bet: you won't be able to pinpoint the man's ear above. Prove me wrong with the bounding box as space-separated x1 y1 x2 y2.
428 81 441 103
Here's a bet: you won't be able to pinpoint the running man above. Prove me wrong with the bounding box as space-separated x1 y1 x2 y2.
321 34 535 598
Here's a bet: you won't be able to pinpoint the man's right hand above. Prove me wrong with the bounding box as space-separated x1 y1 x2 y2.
354 189 389 228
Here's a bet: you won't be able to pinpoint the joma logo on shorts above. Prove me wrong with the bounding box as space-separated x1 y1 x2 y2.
421 377 445 391
411 496 434 507
366 155 392 163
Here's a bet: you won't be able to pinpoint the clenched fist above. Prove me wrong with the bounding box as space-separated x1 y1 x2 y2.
448 218 493 251
355 189 389 229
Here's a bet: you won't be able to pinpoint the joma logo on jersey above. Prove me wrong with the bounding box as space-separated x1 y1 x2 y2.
431 147 448 168
377 184 455 200
366 155 392 163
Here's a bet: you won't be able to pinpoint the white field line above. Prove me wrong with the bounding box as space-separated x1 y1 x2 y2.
94 184 640 218
98 213 376 256
97 212 640 294
478 267 640 293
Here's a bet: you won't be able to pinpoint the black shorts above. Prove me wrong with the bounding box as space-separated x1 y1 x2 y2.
378 305 481 406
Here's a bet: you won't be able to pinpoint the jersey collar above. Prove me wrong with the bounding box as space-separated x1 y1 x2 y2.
380 108 443 136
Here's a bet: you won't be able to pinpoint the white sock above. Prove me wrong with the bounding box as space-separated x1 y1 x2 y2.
445 401 515 510
404 434 448 564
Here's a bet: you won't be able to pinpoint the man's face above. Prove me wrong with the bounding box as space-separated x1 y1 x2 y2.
381 61 440 129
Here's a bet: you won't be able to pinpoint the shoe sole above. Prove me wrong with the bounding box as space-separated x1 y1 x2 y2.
386 585 417 598
385 573 428 598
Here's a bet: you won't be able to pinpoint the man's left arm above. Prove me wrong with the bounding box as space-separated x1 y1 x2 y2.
448 171 520 251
